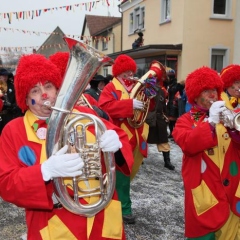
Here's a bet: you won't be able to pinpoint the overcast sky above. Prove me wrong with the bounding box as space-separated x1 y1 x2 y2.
0 0 121 51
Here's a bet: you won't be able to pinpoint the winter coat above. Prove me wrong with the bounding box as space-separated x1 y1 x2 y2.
147 88 168 144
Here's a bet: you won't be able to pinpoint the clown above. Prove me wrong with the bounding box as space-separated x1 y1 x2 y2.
173 66 240 239
220 64 240 109
98 54 162 224
0 54 134 240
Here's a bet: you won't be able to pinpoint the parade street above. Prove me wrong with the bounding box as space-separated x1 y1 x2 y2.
0 140 185 240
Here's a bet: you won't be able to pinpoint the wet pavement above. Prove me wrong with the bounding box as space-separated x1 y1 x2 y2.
0 140 185 240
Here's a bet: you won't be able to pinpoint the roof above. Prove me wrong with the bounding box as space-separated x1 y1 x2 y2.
107 44 183 60
84 15 121 36
37 26 69 58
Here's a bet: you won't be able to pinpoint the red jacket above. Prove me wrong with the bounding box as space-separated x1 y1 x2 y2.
0 109 133 240
173 112 240 237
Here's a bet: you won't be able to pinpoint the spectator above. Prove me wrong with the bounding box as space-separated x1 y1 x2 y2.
85 74 109 101
132 32 144 49
0 68 23 134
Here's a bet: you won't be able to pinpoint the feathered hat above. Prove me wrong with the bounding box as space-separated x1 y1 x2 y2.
112 54 137 77
185 66 223 105
49 52 70 79
220 64 240 89
15 54 62 111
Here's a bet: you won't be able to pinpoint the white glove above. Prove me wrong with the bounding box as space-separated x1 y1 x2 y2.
99 130 122 153
133 99 144 110
208 101 226 125
41 145 84 181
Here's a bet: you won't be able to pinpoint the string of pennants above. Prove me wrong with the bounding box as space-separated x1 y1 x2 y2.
0 26 111 41
0 0 126 24
0 34 111 53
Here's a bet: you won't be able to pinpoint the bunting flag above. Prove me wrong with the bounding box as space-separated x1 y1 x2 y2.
0 0 125 24
0 35 111 53
0 27 111 43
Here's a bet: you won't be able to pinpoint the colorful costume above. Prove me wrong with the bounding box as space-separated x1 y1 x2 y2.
0 53 134 240
98 55 149 220
173 111 240 238
0 107 133 240
173 66 240 239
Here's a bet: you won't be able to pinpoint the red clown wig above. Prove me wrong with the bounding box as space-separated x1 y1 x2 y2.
49 52 70 79
220 64 240 89
112 54 137 77
185 66 223 105
15 54 62 112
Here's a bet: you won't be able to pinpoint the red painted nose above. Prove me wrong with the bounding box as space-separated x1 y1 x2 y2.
42 93 47 99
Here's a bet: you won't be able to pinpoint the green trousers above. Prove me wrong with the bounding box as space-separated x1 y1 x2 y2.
115 170 132 216
187 232 215 240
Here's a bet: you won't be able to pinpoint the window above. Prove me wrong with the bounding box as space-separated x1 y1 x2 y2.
211 0 232 18
213 0 226 14
102 37 108 50
94 39 99 50
103 67 108 76
161 0 171 23
210 48 229 73
129 6 145 34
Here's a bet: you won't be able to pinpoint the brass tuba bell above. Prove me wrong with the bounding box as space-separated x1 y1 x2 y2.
46 37 115 217
127 61 167 128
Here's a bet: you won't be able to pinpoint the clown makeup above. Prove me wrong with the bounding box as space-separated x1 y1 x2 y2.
26 81 58 117
117 71 137 81
226 80 240 98
194 89 218 109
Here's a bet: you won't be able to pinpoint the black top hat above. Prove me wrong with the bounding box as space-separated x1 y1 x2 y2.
91 74 106 82
0 68 9 76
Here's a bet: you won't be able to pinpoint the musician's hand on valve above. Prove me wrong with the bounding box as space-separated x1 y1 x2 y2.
133 99 144 110
208 101 226 126
41 145 84 181
100 130 122 153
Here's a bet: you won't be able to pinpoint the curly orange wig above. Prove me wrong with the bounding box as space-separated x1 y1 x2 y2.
15 54 62 111
220 64 240 89
112 54 137 77
185 66 223 105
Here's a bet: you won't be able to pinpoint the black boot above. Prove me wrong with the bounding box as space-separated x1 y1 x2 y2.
162 151 175 170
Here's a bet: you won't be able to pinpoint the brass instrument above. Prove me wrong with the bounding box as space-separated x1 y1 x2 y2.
77 94 93 109
46 37 115 217
127 61 167 128
220 108 240 131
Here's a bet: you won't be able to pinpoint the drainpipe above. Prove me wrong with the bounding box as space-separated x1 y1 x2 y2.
233 0 240 63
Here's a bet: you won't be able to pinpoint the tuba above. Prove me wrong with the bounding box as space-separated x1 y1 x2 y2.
127 61 167 128
46 37 115 217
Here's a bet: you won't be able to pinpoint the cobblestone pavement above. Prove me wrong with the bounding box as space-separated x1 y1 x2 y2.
0 140 185 240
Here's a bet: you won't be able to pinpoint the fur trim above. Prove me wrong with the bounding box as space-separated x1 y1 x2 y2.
49 52 70 79
15 54 62 111
220 64 240 89
185 66 223 105
112 54 137 77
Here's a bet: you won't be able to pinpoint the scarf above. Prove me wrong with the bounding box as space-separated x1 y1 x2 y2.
190 104 209 123
118 78 135 92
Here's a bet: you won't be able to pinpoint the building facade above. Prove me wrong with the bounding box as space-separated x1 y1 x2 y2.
112 0 239 81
